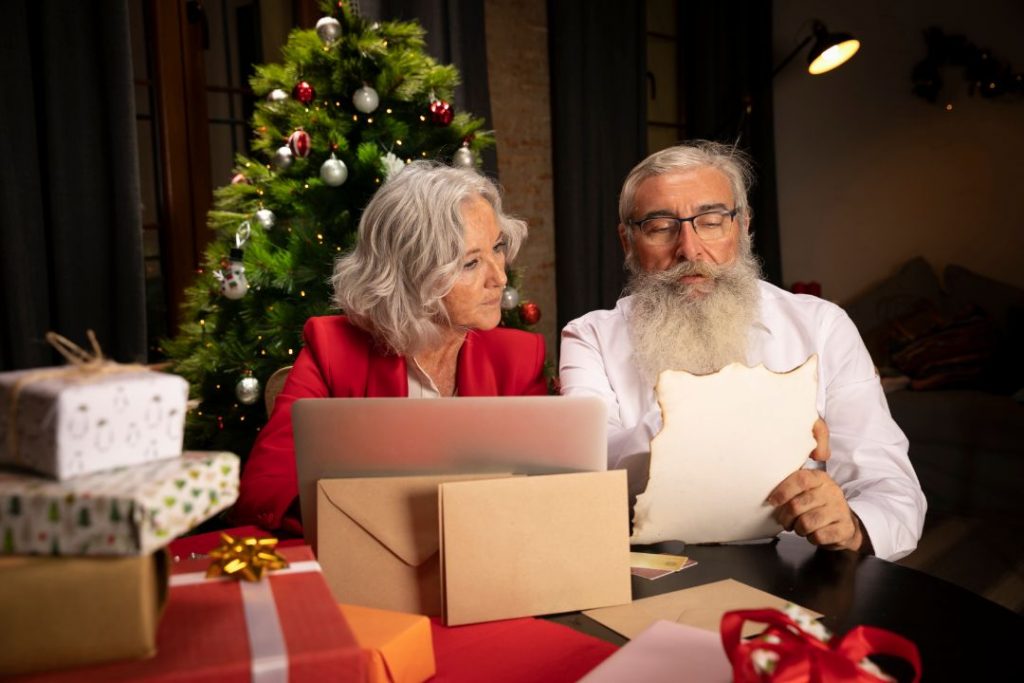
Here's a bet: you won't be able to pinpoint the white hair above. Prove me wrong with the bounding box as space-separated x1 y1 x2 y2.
627 230 762 380
332 161 526 356
618 140 755 229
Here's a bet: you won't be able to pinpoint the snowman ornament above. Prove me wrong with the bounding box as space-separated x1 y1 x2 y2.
215 221 252 300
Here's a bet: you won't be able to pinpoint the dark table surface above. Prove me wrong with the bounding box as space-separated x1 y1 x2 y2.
550 534 1023 681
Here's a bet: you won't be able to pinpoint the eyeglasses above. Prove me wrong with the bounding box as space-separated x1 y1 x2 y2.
629 209 738 246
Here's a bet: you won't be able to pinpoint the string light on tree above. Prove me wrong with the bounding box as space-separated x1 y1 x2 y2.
315 16 342 44
353 85 379 113
320 153 348 186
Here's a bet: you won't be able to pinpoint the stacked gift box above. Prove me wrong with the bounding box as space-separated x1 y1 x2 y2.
0 364 237 675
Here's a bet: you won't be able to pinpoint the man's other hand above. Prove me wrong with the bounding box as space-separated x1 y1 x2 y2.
767 418 865 552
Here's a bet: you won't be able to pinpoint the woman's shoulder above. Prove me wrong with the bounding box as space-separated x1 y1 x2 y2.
469 327 545 371
303 314 368 342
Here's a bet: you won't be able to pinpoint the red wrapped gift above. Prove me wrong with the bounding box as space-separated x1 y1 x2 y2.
721 608 921 683
13 544 364 682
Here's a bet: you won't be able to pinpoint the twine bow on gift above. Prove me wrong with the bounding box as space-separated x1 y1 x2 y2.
721 608 922 683
4 330 147 466
206 533 290 582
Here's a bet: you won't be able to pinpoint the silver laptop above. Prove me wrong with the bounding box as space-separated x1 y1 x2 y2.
292 395 607 546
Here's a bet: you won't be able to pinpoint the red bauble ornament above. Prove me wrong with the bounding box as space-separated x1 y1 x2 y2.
288 130 311 158
292 80 316 106
519 301 541 325
429 98 454 125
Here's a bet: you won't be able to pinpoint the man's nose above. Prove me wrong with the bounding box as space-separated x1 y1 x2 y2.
673 222 704 261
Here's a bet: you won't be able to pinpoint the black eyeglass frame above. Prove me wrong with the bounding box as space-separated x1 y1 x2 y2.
628 208 739 243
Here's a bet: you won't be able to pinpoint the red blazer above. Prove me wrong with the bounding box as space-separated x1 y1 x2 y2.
231 315 548 535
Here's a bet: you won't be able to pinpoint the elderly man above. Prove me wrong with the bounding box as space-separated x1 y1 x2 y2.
560 141 925 562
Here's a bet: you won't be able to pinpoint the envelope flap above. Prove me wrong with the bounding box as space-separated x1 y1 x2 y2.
319 473 506 567
319 478 439 566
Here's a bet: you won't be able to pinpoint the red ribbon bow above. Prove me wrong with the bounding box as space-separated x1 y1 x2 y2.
721 609 921 683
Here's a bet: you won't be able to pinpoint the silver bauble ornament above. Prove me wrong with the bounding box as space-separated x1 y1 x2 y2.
254 208 276 230
273 145 294 169
267 88 288 103
354 87 382 114
315 16 342 43
500 286 520 310
235 376 261 405
352 86 380 113
320 154 348 186
453 145 474 168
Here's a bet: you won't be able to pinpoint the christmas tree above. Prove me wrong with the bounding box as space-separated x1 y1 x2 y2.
164 0 539 460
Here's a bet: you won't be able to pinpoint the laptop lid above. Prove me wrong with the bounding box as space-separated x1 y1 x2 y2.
292 395 607 547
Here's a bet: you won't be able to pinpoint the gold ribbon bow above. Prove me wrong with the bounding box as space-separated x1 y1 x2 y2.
206 533 290 582
4 330 147 465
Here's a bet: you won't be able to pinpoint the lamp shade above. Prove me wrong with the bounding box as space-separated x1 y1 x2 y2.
807 22 860 75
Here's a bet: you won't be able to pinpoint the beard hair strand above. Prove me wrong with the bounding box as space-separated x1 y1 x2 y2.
626 240 762 382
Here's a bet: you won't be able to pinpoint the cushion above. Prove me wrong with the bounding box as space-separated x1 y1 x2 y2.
944 265 1024 393
843 257 943 366
944 264 1024 332
889 301 997 390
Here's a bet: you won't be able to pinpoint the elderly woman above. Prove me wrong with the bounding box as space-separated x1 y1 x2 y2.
232 161 547 535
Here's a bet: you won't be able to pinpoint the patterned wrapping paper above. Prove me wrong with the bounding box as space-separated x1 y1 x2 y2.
0 451 239 556
0 368 189 479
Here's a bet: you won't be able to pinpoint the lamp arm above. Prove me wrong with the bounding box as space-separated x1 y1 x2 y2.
772 34 813 78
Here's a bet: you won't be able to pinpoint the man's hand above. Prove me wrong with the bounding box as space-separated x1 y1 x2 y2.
767 418 866 552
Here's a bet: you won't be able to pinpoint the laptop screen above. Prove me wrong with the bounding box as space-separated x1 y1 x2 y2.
292 395 607 546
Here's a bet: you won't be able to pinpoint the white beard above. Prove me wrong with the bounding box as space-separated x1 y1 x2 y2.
626 238 762 382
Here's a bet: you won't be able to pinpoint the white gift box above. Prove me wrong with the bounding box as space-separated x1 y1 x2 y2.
0 367 189 479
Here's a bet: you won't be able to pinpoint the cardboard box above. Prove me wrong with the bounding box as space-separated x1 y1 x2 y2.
0 367 188 479
0 451 239 556
339 603 435 683
316 472 511 615
0 550 168 675
438 470 632 625
9 545 365 682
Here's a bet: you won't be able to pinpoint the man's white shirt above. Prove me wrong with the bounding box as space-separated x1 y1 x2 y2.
559 280 926 561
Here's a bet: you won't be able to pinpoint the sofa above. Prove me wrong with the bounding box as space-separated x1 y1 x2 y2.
842 258 1024 517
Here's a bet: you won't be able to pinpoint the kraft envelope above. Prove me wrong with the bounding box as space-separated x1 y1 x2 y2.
439 471 632 626
317 473 511 616
583 578 822 639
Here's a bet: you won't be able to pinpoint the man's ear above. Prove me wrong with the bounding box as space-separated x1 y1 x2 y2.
617 223 630 255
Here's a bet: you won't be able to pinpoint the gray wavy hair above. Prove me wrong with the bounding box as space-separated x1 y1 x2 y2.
618 140 755 230
332 160 526 356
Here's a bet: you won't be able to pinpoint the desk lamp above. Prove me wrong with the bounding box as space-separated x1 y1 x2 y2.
773 20 860 77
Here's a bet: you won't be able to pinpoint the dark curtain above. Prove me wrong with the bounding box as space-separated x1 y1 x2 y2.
679 0 782 285
364 0 498 176
0 0 145 370
549 1 646 330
